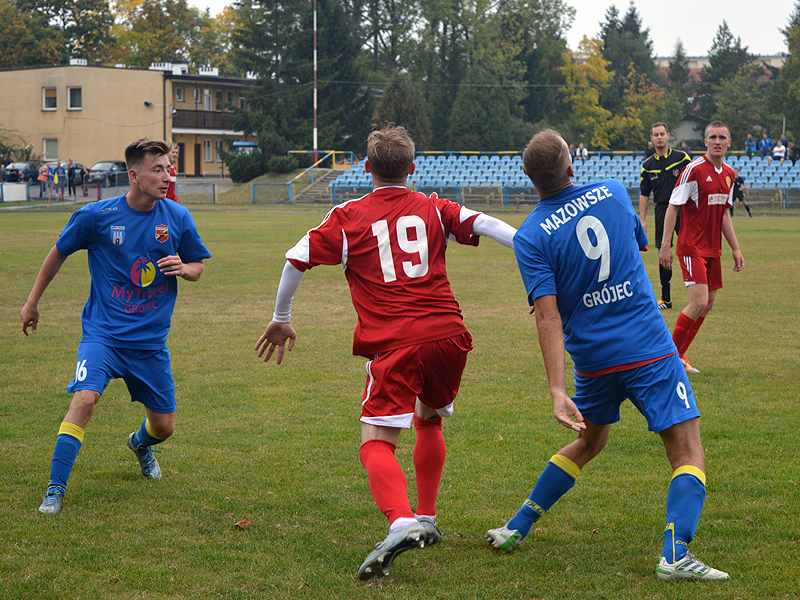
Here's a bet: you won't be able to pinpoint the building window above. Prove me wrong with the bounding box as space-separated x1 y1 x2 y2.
42 87 57 111
204 89 212 111
204 139 212 162
239 96 247 110
175 87 184 102
216 139 223 162
44 138 58 160
227 91 234 105
193 87 200 103
67 87 82 110
215 90 222 110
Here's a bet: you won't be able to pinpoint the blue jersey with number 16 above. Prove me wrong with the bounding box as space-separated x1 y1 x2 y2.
514 179 676 373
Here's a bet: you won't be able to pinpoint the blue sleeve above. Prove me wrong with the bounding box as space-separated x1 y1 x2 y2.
177 209 211 263
514 227 556 306
55 206 96 256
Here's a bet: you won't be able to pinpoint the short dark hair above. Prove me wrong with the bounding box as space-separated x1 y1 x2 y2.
705 120 730 138
125 138 171 171
523 129 572 194
650 122 669 134
366 123 415 183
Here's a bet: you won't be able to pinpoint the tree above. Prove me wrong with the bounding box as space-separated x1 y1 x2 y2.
714 63 778 146
0 0 66 67
376 72 432 150
15 0 114 59
598 2 658 114
667 39 694 118
558 37 615 149
448 66 517 151
770 0 800 139
696 21 754 119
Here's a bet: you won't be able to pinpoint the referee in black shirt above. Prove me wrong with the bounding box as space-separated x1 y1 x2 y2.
639 122 692 310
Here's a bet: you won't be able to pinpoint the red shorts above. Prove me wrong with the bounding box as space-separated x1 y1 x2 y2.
360 332 473 428
678 255 723 290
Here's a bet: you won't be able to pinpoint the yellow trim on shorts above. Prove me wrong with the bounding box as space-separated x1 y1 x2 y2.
144 418 166 440
58 422 85 443
671 465 706 485
550 454 581 479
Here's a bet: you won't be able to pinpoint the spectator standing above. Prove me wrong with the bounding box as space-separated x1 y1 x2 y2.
679 142 693 158
639 122 692 310
659 121 744 374
778 133 789 149
645 141 655 157
744 134 756 158
67 160 77 197
569 144 577 163
757 133 773 158
486 129 729 582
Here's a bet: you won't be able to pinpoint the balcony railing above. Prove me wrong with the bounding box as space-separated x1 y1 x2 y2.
173 109 235 130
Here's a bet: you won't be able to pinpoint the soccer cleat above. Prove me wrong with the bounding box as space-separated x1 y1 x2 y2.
681 356 700 374
486 523 523 552
656 553 729 581
357 522 426 580
658 300 672 310
127 432 162 480
417 516 442 546
38 485 65 515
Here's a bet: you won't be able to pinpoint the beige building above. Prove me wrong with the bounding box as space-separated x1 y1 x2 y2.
0 60 256 177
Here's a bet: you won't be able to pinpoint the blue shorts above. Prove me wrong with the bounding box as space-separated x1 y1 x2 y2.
67 341 176 414
573 353 699 433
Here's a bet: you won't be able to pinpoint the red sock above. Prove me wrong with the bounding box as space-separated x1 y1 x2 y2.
672 311 695 356
681 316 705 355
359 439 414 524
413 415 446 517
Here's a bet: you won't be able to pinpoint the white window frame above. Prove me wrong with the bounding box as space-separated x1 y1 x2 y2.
215 139 223 162
203 89 212 111
42 87 57 111
43 138 58 160
175 86 184 102
67 87 82 110
239 96 247 110
193 87 200 104
204 139 212 162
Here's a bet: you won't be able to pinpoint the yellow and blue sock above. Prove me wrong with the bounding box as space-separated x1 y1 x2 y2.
130 418 165 450
507 454 580 538
48 422 85 490
662 466 706 563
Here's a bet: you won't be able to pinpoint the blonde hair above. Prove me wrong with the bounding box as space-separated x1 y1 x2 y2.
366 123 415 183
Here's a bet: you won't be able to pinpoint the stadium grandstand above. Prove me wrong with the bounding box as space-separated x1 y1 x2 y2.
329 152 800 209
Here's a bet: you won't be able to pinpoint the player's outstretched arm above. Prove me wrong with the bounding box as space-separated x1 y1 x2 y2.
533 295 585 432
21 245 68 336
158 255 204 281
255 321 297 365
721 211 744 272
470 213 517 249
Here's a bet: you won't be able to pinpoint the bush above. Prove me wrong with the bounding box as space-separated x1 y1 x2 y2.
225 152 269 183
267 155 299 173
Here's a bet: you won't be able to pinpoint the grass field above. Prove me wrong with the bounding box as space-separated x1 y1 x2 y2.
1 205 798 600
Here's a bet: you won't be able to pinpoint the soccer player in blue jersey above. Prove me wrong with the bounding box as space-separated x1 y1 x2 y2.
21 138 211 515
486 130 728 581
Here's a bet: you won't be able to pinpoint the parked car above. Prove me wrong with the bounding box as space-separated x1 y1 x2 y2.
88 161 129 187
6 161 41 182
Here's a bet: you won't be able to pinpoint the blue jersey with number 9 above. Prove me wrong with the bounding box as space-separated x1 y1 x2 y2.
514 179 676 373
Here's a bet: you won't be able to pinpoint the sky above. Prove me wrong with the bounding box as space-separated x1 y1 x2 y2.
189 0 794 58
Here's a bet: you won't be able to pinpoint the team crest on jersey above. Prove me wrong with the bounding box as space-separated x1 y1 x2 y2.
111 226 125 245
155 224 169 243
726 175 732 187
672 169 680 177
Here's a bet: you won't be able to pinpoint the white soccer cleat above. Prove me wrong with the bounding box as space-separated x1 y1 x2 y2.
656 553 729 581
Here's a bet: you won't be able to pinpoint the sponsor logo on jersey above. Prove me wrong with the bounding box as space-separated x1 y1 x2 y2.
111 226 125 245
130 258 156 287
707 193 729 206
706 176 713 182
156 224 169 243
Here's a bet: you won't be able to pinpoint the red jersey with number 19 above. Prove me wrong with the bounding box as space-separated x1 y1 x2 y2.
669 155 734 258
285 186 480 357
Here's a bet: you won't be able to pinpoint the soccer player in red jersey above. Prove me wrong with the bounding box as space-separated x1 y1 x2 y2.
255 123 516 579
256 123 516 579
659 121 745 373
165 144 179 203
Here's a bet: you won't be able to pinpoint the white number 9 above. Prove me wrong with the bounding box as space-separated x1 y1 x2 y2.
676 381 689 409
576 216 610 282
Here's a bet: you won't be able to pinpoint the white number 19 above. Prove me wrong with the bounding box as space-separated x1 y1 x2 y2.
371 216 429 283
